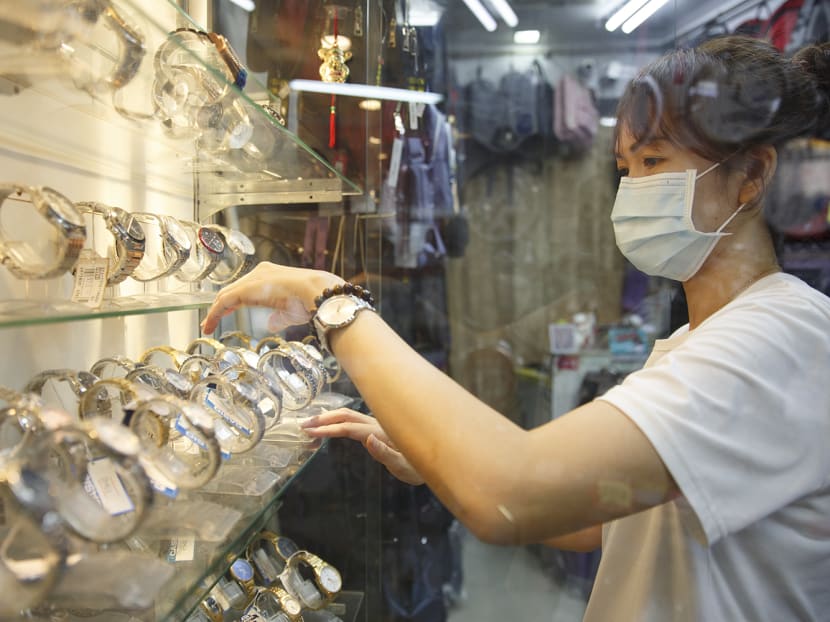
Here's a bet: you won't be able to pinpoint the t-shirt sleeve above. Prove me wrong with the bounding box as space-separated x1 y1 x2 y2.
598 297 830 545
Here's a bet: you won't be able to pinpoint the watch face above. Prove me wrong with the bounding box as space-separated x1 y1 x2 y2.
123 213 146 242
317 295 360 325
163 216 191 252
282 594 302 616
198 226 225 254
231 558 254 582
41 187 84 227
319 565 342 593
275 537 299 559
229 229 255 255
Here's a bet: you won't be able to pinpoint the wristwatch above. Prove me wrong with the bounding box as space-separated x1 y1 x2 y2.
265 584 304 620
312 294 376 353
23 369 98 402
205 225 256 286
174 220 225 283
229 557 256 598
75 202 145 285
0 184 86 279
139 345 191 370
7 419 152 543
257 346 316 411
130 213 191 281
199 595 224 622
281 550 342 609
99 3 145 90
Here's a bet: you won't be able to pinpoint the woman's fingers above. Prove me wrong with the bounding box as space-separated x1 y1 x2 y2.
365 434 424 486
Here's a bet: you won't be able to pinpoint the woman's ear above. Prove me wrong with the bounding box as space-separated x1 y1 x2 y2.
739 145 778 208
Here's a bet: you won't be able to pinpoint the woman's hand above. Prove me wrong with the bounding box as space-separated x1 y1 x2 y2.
301 408 425 486
200 262 344 335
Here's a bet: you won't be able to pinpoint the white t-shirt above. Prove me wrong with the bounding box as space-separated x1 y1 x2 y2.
585 273 830 622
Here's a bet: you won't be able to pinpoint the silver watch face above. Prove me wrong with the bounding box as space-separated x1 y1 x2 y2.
319 565 342 593
41 187 84 227
123 213 146 242
228 229 255 255
163 216 191 252
317 295 361 326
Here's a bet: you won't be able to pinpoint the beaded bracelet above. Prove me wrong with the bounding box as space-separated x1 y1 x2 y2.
313 282 375 309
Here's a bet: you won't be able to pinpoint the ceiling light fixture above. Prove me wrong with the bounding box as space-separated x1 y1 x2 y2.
462 0 497 32
604 0 649 32
488 0 518 27
513 30 540 44
622 0 670 33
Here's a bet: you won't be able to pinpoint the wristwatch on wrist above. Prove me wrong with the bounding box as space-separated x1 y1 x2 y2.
130 213 191 281
312 294 376 353
0 184 86 279
75 202 145 285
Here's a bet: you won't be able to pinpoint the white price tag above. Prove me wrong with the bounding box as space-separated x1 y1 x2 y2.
165 536 195 562
71 249 109 308
85 457 135 516
408 101 419 129
386 137 404 188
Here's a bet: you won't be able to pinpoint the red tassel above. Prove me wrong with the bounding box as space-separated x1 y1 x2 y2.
329 94 336 148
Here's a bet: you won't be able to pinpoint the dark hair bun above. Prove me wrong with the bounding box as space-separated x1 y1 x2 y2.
791 43 830 138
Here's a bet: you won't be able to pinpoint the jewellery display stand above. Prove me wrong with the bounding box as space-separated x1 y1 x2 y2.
0 1 365 620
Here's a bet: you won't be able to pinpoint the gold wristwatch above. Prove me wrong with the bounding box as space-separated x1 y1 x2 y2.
0 184 86 279
285 550 342 604
228 557 257 599
268 584 304 620
75 202 145 285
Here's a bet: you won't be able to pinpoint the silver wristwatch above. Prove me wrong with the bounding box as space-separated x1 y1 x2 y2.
76 202 145 285
0 184 86 279
312 294 375 353
131 213 191 281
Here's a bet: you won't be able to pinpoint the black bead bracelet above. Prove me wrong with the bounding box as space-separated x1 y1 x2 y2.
313 282 375 309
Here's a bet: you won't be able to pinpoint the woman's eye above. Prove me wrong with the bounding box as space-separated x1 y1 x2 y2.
643 157 661 168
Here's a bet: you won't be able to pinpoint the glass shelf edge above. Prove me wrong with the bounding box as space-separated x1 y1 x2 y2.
0 291 216 329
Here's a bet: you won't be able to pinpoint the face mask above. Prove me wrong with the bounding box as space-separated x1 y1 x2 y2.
610 162 745 281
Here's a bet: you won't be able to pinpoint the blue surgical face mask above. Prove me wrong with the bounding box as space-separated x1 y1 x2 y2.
610 162 745 281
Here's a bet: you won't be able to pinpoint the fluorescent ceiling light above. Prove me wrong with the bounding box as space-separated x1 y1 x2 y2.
227 0 255 12
599 116 618 127
605 0 649 32
462 0 497 32
488 0 518 27
290 80 443 104
622 0 669 33
513 29 540 44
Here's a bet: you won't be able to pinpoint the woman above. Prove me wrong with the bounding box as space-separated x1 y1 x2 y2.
202 37 830 620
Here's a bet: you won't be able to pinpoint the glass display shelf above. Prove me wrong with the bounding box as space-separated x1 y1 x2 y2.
0 290 216 329
156 439 327 622
0 0 361 212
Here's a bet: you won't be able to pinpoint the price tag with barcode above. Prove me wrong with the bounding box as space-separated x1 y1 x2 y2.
71 249 109 307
